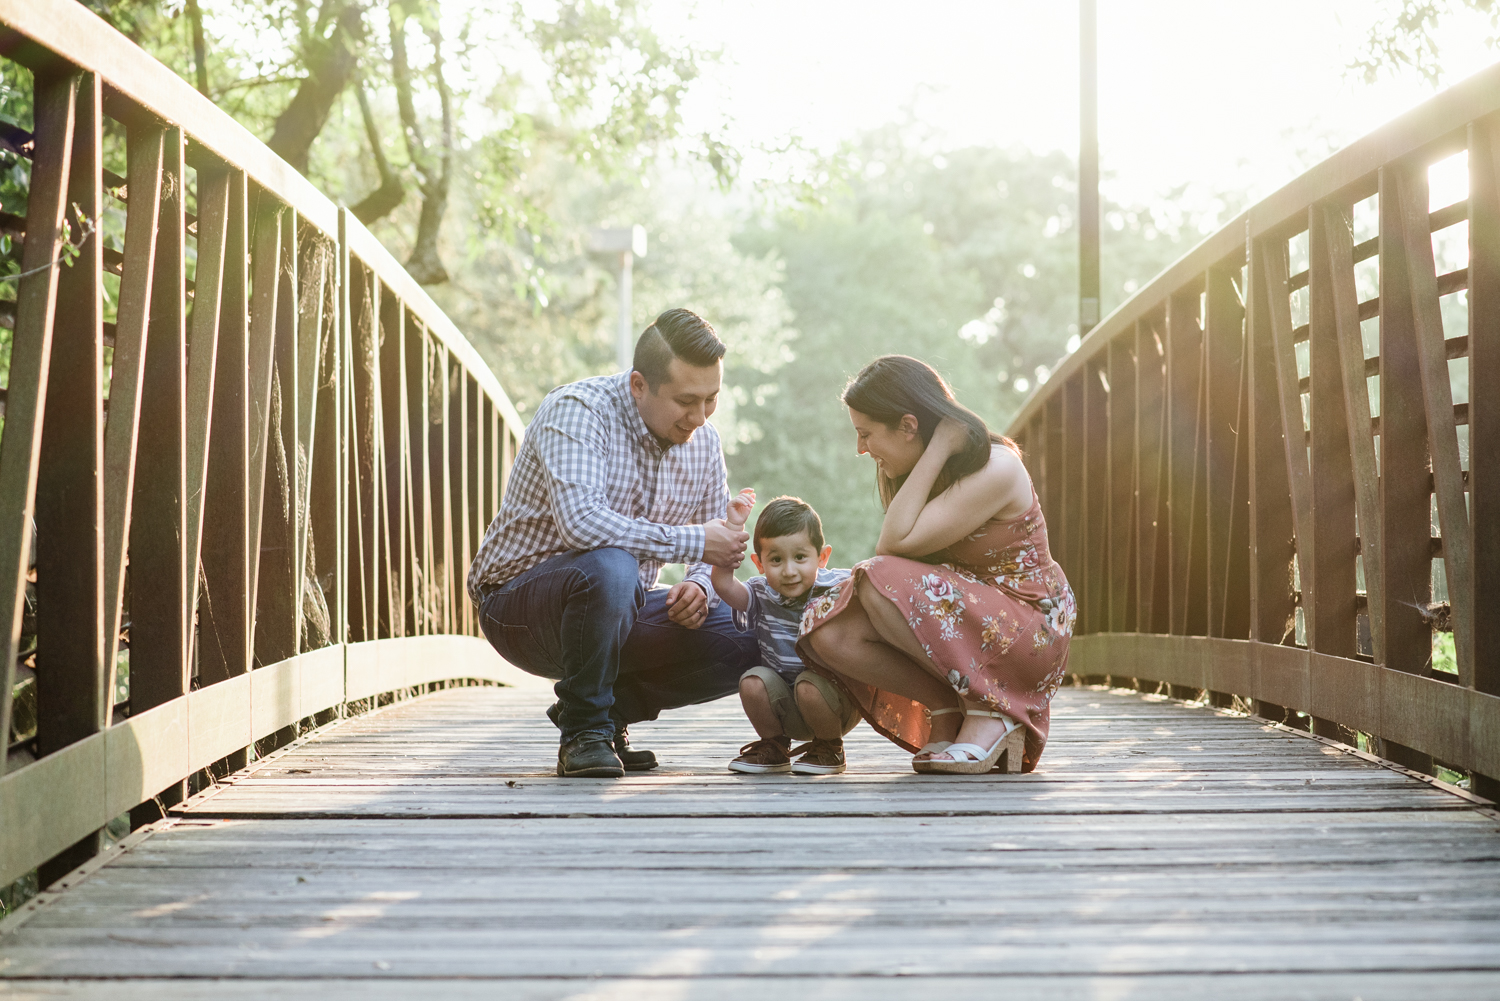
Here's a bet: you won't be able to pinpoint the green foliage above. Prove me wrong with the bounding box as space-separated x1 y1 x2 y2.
1351 0 1500 86
722 132 1217 565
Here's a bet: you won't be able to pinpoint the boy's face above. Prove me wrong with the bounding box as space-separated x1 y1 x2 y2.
750 530 832 602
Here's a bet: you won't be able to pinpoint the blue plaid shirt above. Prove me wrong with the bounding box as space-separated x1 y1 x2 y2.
467 372 729 603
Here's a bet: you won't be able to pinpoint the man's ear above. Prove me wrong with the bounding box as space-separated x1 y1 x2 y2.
818 545 832 569
750 552 764 574
629 370 649 401
899 414 919 438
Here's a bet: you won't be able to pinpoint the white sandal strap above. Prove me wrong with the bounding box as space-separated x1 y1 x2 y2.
939 742 989 761
928 707 963 717
965 709 1007 718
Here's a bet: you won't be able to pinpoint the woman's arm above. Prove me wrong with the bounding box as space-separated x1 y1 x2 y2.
877 424 1031 557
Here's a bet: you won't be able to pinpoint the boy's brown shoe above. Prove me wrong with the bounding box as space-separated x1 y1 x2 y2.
790 737 846 775
728 736 792 774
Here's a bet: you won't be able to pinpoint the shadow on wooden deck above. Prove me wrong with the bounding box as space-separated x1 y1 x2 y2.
2 684 1499 999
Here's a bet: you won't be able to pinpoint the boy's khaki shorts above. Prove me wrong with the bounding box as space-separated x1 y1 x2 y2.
741 666 862 742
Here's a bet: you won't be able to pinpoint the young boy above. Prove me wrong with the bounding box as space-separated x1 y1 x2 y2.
711 492 862 775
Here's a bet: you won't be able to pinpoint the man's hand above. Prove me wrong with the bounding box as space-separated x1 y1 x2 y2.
703 518 749 569
665 581 709 629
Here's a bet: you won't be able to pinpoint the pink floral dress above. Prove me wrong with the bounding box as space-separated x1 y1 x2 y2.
796 489 1075 772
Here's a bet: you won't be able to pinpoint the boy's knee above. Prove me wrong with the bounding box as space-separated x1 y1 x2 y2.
795 677 829 708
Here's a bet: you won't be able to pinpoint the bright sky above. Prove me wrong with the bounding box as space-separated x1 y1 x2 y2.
666 0 1500 210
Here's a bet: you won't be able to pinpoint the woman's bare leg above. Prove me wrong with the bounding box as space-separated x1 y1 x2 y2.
855 578 1013 757
805 591 962 746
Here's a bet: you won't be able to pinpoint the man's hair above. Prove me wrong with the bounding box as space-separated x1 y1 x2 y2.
632 308 726 391
753 496 825 553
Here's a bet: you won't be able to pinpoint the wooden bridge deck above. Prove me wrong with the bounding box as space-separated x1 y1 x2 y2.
2 682 1499 999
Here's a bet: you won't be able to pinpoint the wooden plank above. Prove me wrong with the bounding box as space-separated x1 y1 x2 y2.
101 123 164 707
181 164 231 665
1378 166 1437 678
1397 168 1474 687
253 211 301 668
197 171 250 687
35 69 103 758
244 201 283 663
1081 359 1109 633
1206 265 1250 638
1468 116 1500 696
1321 203 1386 663
1307 205 1359 658
379 287 405 639
0 68 78 768
31 70 102 880
1249 239 1300 647
1061 376 1084 594
1135 319 1167 633
1107 337 1136 632
1166 287 1206 635
127 126 188 729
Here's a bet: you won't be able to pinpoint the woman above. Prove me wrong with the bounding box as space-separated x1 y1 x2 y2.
795 355 1074 774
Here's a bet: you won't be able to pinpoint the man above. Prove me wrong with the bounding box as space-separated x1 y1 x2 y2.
467 308 758 777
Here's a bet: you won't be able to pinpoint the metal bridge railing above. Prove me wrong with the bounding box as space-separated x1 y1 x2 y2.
1008 62 1500 795
0 0 524 890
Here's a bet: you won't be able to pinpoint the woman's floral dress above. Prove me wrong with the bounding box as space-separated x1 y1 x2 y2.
796 489 1075 772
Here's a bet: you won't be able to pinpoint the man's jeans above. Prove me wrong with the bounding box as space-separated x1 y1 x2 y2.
478 548 758 741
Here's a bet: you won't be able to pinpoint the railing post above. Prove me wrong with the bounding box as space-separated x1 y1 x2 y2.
33 68 103 881
128 125 188 821
1107 336 1136 633
1205 262 1249 639
1307 204 1359 659
199 170 250 691
1471 115 1500 699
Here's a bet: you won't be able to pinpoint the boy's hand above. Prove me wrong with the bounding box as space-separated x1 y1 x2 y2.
726 487 755 529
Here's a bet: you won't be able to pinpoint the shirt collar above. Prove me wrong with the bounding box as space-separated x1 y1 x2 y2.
611 372 668 451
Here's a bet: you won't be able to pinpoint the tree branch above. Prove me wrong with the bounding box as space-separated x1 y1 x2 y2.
267 0 368 173
350 78 405 224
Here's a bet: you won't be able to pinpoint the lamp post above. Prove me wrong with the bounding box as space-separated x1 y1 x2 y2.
588 225 649 371
1079 0 1100 335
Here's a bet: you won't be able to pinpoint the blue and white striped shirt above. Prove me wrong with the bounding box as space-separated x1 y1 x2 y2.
733 568 851 680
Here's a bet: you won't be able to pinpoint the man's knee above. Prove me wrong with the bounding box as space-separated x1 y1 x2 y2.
571 547 641 609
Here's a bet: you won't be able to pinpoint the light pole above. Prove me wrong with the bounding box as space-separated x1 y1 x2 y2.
1079 0 1100 336
588 225 649 371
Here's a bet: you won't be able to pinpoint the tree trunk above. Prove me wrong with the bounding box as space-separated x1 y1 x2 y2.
266 0 367 174
390 0 451 284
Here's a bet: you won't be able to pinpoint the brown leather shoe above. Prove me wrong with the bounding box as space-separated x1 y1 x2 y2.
728 735 792 774
790 737 846 775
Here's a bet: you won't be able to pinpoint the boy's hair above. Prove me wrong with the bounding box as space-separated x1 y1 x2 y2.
632 308 726 390
753 496 825 553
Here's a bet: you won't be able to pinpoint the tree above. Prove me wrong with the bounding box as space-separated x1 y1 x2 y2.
1351 0 1500 86
75 0 719 286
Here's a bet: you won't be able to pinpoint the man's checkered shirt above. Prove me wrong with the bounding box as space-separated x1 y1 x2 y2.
466 371 729 604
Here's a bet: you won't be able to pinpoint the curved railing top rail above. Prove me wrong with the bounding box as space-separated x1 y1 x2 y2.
0 0 522 432
1010 59 1500 431
1004 57 1500 795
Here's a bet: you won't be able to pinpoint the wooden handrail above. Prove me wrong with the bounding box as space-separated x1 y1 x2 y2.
0 0 525 889
1007 60 1500 796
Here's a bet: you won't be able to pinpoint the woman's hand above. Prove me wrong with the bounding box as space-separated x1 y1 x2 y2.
928 418 970 460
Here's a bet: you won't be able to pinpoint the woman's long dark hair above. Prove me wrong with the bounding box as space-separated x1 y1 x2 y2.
843 355 1018 509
